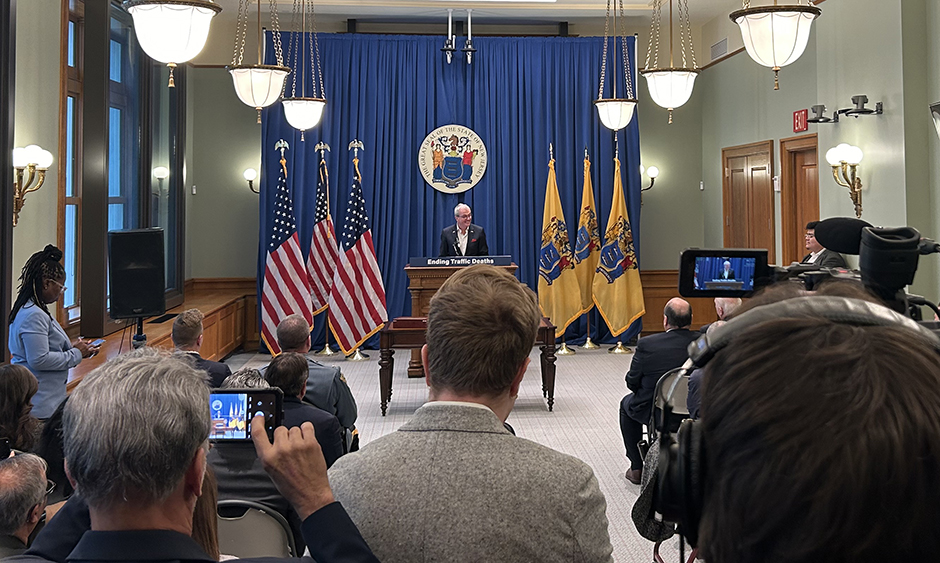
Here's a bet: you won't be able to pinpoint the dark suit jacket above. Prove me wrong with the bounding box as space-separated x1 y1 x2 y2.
15 494 378 563
283 396 345 468
687 367 704 420
719 269 735 279
624 328 700 425
182 351 232 388
439 224 489 257
801 248 848 268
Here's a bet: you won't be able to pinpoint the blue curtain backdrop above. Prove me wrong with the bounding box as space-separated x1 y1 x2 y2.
259 33 643 349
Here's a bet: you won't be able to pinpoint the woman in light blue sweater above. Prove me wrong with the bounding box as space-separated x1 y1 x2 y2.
8 245 97 419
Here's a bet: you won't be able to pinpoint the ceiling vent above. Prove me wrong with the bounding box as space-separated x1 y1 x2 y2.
710 38 728 61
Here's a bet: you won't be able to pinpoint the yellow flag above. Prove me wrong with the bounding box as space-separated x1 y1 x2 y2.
593 157 645 336
573 154 600 313
538 159 583 334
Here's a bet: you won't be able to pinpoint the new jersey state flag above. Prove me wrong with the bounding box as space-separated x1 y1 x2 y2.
593 156 645 336
573 153 600 313
537 158 582 334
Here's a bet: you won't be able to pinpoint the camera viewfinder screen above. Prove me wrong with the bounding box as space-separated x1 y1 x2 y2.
693 256 756 291
210 393 248 440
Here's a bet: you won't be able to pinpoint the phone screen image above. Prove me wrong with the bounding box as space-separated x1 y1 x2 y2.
209 389 282 442
693 256 757 291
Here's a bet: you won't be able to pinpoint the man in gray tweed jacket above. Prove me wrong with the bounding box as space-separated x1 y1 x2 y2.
329 265 613 563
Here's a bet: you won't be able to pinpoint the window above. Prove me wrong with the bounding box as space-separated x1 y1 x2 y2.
107 11 140 233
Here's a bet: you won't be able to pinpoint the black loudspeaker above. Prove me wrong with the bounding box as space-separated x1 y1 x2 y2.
108 228 166 319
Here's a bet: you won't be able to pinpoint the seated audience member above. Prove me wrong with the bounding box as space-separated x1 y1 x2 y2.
700 297 741 333
32 399 71 503
172 309 232 388
686 321 725 419
329 264 613 563
191 468 224 561
15 349 378 563
264 353 344 467
209 368 308 553
0 365 41 452
0 454 48 557
620 298 698 484
801 220 848 268
692 291 940 562
262 314 358 448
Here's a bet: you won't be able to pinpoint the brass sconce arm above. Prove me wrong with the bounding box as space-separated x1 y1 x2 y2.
13 164 48 227
830 162 863 219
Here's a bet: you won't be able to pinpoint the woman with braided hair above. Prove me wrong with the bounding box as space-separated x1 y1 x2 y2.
8 245 97 419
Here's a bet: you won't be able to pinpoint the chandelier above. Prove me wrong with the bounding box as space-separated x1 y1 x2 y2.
228 0 290 123
730 0 821 90
594 0 637 131
640 0 699 124
282 0 327 141
123 0 222 87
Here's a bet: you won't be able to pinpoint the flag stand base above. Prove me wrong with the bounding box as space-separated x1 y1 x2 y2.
346 348 369 361
608 341 631 354
315 345 339 356
556 341 576 356
582 337 601 350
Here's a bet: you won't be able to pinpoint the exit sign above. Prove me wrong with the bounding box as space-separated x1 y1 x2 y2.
793 109 808 132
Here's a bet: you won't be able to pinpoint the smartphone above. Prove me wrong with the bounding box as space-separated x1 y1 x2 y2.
209 388 283 442
678 248 770 298
90 339 106 347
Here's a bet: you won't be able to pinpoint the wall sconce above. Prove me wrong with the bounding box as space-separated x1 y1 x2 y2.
825 143 863 218
807 95 883 124
152 166 169 198
930 102 940 140
12 144 54 227
639 165 659 205
244 168 259 193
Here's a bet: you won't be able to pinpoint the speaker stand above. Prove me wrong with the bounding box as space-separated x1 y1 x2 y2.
132 317 147 349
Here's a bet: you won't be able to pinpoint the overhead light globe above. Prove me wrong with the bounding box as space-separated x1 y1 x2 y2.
124 0 221 86
282 98 326 136
730 3 820 90
641 70 700 114
594 100 637 131
229 66 291 117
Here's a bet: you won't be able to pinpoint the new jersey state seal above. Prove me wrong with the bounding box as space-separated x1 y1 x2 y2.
418 125 488 194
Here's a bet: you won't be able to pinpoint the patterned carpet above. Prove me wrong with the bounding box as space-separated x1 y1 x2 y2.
226 345 686 563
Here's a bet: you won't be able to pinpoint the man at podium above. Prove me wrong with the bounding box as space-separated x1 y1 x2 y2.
439 203 489 257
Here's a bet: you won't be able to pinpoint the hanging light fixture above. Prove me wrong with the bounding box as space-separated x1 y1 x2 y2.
123 0 222 87
228 0 290 123
594 0 637 131
282 0 326 141
730 0 821 90
640 0 699 124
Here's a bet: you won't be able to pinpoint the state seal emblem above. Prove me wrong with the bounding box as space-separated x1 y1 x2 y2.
418 125 488 194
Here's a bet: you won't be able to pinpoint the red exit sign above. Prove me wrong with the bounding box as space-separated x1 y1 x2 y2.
793 109 808 132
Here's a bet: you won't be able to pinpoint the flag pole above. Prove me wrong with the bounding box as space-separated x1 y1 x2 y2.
313 140 337 357
548 142 576 357
583 313 601 349
607 133 631 354
345 138 370 362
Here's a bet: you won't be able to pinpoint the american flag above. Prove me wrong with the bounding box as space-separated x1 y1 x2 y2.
307 155 339 315
261 163 313 355
328 162 387 354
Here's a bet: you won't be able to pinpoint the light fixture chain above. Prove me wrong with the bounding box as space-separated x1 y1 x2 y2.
678 0 686 68
645 0 657 70
306 0 315 98
310 0 325 100
270 0 285 66
288 0 301 97
231 0 249 66
619 0 634 99
598 0 611 100
682 0 696 68
653 0 662 69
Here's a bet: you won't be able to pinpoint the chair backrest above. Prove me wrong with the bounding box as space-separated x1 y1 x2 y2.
650 369 690 440
217 499 297 558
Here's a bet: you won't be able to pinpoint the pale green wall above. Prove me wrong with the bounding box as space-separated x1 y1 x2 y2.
11 0 60 284
928 0 940 303
188 67 262 278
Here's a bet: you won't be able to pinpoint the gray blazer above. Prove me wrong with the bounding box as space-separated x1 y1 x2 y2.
329 402 613 563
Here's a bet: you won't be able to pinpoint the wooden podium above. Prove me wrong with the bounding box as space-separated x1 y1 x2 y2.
402 263 517 377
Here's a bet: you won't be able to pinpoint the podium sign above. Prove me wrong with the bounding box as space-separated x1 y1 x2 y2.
410 255 512 267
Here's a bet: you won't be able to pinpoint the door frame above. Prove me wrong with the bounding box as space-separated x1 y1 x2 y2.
779 133 819 265
721 139 775 260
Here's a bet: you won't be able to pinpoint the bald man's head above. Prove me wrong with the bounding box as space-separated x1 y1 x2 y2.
664 298 692 329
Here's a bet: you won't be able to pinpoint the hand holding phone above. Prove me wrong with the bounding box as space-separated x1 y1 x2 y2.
210 388 283 442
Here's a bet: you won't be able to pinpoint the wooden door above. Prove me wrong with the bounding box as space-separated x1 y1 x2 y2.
722 141 775 263
780 134 819 265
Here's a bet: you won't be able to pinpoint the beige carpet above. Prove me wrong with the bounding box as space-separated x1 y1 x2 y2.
227 346 687 563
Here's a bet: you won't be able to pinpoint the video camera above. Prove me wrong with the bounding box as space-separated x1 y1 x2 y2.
678 217 940 322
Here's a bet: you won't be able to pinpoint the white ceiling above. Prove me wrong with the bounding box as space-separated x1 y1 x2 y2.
210 0 737 27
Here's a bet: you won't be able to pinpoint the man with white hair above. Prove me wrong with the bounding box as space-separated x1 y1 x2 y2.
14 348 377 563
439 203 489 257
0 454 48 557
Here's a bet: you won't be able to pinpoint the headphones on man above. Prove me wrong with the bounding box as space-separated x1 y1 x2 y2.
650 295 940 548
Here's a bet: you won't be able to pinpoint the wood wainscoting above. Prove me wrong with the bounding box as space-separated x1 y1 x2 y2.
67 278 259 391
639 270 720 336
